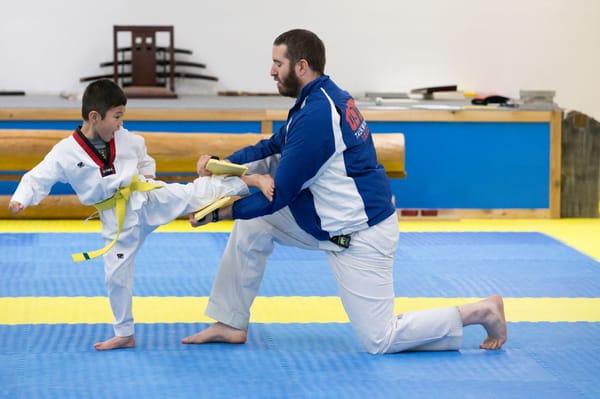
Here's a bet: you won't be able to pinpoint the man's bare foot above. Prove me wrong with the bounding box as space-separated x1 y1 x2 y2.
181 322 247 344
458 295 507 350
94 335 135 351
479 295 507 349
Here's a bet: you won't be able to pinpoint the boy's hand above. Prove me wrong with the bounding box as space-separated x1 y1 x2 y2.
8 201 24 214
196 155 213 177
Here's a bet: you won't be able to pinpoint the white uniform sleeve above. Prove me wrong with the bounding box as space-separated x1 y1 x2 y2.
135 134 156 177
11 146 67 208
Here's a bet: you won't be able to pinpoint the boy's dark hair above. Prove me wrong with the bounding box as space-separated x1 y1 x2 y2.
273 29 326 74
81 79 127 121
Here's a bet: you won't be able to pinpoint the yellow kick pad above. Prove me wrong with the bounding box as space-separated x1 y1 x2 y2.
193 196 235 222
1 296 599 324
206 159 248 176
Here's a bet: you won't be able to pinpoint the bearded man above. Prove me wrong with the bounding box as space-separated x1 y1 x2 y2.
183 29 507 354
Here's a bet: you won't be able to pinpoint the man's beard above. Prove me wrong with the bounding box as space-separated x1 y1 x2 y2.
277 68 301 98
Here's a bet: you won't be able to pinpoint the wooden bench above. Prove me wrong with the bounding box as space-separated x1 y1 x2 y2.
0 130 405 218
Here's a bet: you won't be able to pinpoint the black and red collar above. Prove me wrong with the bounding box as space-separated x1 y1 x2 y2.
72 127 116 177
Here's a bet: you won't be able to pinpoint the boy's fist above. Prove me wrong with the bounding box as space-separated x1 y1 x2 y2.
196 155 213 176
8 201 24 214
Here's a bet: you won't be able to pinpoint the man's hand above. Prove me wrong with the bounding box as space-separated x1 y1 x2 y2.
188 205 233 228
8 201 24 214
188 212 211 228
196 155 213 177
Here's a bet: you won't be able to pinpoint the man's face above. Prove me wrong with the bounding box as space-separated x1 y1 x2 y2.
271 44 301 98
93 105 125 142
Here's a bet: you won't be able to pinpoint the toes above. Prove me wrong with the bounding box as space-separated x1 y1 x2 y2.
480 338 502 350
181 334 201 344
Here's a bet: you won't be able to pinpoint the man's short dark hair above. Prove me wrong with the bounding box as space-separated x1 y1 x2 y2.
81 79 127 121
274 29 326 74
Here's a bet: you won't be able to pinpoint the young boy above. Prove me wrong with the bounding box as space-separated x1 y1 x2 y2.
9 79 274 350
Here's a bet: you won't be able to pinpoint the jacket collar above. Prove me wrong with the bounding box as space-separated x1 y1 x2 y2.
293 74 330 109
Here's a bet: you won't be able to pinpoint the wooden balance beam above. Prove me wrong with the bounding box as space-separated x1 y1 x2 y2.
0 130 405 219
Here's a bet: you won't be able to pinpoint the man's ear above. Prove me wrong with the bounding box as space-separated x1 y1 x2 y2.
295 59 309 77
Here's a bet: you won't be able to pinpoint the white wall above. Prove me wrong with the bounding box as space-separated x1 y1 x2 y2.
1 0 599 118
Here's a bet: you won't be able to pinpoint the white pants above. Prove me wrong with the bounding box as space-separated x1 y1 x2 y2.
101 175 248 337
206 207 463 354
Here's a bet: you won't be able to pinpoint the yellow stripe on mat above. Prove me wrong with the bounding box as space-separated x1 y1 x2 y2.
1 296 599 324
0 220 235 233
1 219 599 260
398 219 600 262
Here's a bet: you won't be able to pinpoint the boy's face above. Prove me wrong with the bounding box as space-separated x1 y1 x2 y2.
90 105 125 142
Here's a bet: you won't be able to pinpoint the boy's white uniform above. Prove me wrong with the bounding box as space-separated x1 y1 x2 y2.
12 127 248 336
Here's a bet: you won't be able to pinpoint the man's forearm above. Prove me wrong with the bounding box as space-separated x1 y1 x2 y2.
217 205 233 221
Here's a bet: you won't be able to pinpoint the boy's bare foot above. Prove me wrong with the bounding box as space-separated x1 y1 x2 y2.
181 322 247 344
458 295 507 350
94 335 136 351
253 175 275 201
256 175 275 201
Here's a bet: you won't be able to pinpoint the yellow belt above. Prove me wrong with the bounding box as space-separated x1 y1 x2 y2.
71 176 163 263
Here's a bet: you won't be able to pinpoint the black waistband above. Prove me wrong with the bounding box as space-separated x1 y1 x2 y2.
329 234 351 248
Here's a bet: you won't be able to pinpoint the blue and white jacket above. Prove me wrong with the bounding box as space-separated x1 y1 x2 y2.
228 75 395 241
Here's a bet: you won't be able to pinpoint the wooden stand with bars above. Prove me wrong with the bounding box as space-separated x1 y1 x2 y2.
79 25 219 98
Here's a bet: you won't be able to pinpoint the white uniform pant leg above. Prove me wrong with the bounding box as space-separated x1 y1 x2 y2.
326 214 463 354
102 224 152 337
243 154 281 176
140 176 249 227
206 206 330 330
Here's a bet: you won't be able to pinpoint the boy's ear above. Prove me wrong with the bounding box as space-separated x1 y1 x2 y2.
88 110 100 123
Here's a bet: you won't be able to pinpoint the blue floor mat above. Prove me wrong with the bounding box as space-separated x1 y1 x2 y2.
1 231 599 398
0 232 598 297
0 323 598 399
